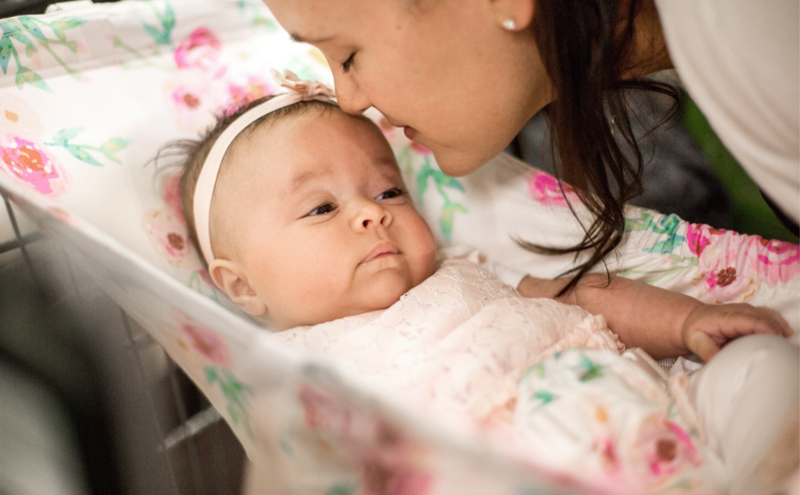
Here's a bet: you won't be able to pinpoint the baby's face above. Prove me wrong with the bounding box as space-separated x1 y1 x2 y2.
217 109 437 330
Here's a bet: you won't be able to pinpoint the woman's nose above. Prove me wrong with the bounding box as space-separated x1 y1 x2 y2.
332 72 371 115
352 199 392 231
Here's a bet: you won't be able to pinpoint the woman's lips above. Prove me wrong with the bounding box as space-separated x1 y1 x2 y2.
360 242 400 265
403 126 417 140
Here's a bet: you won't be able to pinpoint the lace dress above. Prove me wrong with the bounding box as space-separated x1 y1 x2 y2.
271 260 726 492
271 259 623 422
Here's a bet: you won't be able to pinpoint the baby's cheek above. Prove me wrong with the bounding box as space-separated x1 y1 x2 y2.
413 238 438 285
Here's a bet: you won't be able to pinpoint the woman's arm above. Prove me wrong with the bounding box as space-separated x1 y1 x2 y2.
517 274 792 361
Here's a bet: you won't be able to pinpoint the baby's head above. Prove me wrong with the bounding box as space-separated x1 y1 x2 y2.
179 73 437 330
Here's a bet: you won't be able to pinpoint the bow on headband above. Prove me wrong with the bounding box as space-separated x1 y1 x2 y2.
271 68 336 100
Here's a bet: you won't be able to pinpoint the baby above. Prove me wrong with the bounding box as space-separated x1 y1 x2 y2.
174 71 798 493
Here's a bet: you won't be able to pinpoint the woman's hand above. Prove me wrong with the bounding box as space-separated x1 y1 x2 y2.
517 273 795 361
682 303 794 362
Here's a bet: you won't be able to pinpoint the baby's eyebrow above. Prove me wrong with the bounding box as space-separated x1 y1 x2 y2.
287 170 326 196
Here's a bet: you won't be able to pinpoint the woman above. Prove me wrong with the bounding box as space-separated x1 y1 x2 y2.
262 0 799 290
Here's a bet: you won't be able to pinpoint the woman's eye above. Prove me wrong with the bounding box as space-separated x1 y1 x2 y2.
341 53 355 73
308 203 336 216
376 188 404 200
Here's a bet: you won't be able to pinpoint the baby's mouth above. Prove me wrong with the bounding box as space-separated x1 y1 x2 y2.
360 242 400 265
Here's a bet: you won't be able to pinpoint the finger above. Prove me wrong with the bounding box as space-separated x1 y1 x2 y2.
716 305 786 339
687 331 721 363
748 307 793 338
766 308 795 337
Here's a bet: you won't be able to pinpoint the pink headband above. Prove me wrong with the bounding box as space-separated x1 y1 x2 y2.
193 69 336 263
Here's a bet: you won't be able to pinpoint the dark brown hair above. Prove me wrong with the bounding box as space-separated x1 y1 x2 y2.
523 0 678 295
156 96 338 265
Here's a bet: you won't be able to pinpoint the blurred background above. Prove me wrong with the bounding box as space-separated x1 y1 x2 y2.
0 0 796 494
1 4 245 495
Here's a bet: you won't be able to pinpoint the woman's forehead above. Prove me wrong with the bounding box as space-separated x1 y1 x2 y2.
264 0 435 41
264 0 361 36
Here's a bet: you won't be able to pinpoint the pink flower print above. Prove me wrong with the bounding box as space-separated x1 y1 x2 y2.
527 169 580 207
298 385 433 495
687 224 799 300
174 27 224 75
360 461 433 495
175 311 230 366
298 385 354 436
0 94 44 137
141 208 196 266
647 419 701 479
226 74 276 113
197 267 216 289
634 414 702 481
161 170 184 222
755 237 800 285
686 224 720 257
164 71 231 132
0 135 71 199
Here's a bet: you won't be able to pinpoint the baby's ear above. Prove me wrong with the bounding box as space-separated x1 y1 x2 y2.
208 259 267 316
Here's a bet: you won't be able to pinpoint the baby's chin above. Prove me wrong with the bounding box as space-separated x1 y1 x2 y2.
267 265 436 330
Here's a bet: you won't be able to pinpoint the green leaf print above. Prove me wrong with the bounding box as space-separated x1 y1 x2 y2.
0 20 21 37
414 157 468 242
236 0 280 29
100 138 131 164
142 2 175 46
431 169 465 192
395 146 413 175
15 67 51 92
575 356 604 382
17 17 46 41
205 365 253 435
23 42 36 59
520 362 546 381
440 202 468 242
143 24 168 46
0 37 13 74
0 15 86 88
51 127 84 145
530 389 555 406
618 255 699 285
416 163 432 201
325 483 355 495
625 210 686 255
46 128 131 166
160 3 176 33
10 32 35 54
63 144 104 166
51 19 74 42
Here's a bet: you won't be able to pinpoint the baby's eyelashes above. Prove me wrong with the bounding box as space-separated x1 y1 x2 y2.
376 187 405 201
303 187 405 218
307 202 337 216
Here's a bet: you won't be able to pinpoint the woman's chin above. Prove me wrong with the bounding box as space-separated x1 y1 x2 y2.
431 146 497 178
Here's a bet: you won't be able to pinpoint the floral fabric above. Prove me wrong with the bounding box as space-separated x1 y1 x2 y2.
0 1 795 494
515 349 727 493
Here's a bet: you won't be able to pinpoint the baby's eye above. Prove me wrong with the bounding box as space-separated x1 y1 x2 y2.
341 53 355 73
376 187 404 200
307 202 336 216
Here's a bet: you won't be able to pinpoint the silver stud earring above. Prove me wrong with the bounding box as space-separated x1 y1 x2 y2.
502 18 516 31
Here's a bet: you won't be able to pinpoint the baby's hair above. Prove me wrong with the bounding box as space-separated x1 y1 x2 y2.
159 95 340 266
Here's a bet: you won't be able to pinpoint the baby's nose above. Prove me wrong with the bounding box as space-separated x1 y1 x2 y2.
353 200 392 231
